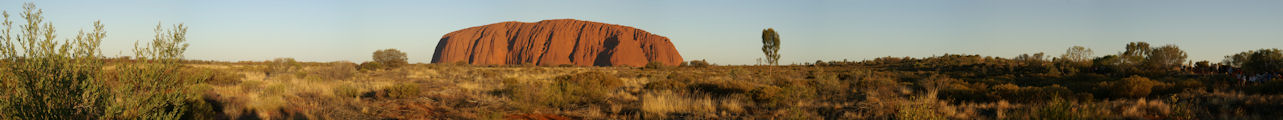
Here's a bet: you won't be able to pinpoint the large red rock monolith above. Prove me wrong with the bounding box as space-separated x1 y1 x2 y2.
431 19 683 67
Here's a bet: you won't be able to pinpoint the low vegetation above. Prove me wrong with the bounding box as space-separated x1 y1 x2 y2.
4 2 1283 120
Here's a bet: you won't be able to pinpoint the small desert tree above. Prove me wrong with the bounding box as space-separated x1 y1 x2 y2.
1060 46 1093 63
264 57 298 77
1224 48 1283 74
761 28 780 65
1145 45 1187 70
373 48 407 69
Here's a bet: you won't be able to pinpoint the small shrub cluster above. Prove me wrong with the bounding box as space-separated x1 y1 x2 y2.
551 71 623 103
0 4 204 119
1099 75 1169 98
381 83 421 99
334 84 361 98
749 84 817 109
311 61 357 80
264 58 299 77
503 71 623 108
644 61 668 69
358 61 383 71
682 59 712 68
0 5 107 118
992 84 1079 103
1030 99 1096 119
372 48 408 69
896 96 947 120
201 69 244 85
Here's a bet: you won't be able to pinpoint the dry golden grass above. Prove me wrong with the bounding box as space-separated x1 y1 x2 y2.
170 63 1283 119
640 90 715 117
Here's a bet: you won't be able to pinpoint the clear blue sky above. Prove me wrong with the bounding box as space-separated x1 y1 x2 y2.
2 0 1281 65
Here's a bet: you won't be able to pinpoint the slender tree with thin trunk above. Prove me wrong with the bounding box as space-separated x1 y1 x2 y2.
761 28 780 65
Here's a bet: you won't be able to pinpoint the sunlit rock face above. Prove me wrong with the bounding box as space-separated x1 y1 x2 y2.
431 19 683 67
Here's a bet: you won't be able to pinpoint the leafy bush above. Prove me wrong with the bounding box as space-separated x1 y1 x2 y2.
643 78 688 91
1223 48 1283 74
552 71 623 99
644 61 667 69
358 61 383 71
1033 98 1091 119
504 71 623 108
0 4 107 118
202 69 244 85
264 58 298 77
687 81 756 97
98 22 202 119
897 96 947 120
312 61 356 80
334 84 361 98
373 48 408 69
750 84 816 109
993 84 1081 103
0 4 203 119
686 59 712 68
381 83 421 99
1103 75 1166 98
749 86 784 107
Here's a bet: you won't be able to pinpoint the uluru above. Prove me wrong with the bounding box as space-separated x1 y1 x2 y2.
431 19 683 67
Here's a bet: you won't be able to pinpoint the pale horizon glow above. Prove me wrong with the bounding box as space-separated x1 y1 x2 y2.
2 0 1281 65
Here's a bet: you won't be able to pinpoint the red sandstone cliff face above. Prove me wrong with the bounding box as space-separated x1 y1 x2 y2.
431 19 683 67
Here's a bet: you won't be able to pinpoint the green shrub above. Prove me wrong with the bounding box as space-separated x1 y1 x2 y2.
897 96 946 120
0 4 106 118
1 4 203 119
556 64 575 67
263 84 287 95
688 81 757 97
1028 98 1107 119
749 86 784 107
644 78 689 91
334 84 361 98
749 85 816 108
358 61 383 71
994 84 1079 103
686 59 712 68
372 48 408 69
644 61 667 69
264 58 298 77
241 80 264 93
504 71 623 108
312 61 356 80
1102 75 1166 98
202 69 244 85
98 22 203 119
552 71 622 99
382 83 421 99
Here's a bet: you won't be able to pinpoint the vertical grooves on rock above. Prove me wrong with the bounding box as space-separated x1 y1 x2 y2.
466 28 487 64
568 23 587 63
537 25 554 65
